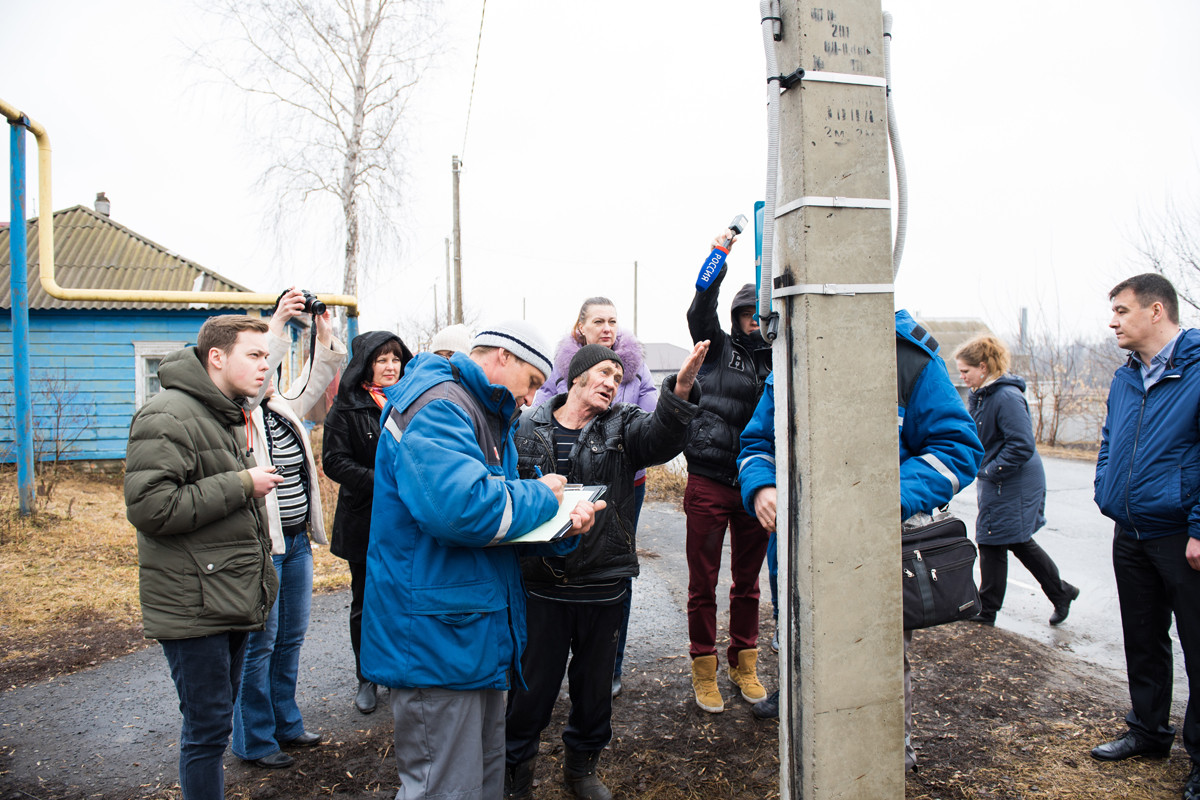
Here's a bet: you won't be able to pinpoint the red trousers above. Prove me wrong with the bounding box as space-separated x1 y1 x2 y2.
684 473 770 665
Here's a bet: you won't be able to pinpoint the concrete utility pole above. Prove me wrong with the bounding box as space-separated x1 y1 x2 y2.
451 156 464 324
445 237 453 327
771 2 902 797
633 260 639 337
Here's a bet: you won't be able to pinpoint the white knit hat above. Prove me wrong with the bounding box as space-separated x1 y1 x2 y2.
430 324 472 355
471 320 553 379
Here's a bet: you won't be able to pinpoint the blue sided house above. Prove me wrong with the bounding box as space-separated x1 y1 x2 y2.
0 200 286 464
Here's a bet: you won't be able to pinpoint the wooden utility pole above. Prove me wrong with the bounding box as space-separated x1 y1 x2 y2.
451 155 464 324
772 2 902 798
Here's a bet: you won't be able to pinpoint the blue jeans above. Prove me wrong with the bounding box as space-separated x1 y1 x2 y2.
161 632 248 800
613 482 646 679
232 533 313 759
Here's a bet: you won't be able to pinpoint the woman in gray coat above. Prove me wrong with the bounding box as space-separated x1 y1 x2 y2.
954 335 1079 627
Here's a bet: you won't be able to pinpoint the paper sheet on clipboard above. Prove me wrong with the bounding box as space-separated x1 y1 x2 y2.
505 485 607 544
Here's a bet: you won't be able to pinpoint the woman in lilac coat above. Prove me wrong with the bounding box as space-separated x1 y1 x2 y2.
533 296 658 696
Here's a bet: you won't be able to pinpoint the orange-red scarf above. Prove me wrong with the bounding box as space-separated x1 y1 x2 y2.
363 382 388 410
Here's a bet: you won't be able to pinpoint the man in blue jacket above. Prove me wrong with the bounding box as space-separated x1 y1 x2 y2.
1090 274 1200 800
737 310 983 774
360 321 603 800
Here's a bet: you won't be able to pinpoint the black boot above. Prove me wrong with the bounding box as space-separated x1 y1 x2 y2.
563 748 612 800
355 680 377 714
1049 584 1080 626
504 757 536 800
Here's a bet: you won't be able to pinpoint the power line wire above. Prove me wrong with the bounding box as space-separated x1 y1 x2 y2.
461 0 487 159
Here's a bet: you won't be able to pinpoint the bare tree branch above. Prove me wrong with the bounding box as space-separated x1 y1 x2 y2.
193 0 443 299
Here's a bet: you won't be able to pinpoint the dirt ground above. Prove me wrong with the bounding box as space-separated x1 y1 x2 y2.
1 604 1196 799
0 466 1194 799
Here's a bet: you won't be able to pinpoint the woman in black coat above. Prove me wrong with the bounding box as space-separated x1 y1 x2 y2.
954 335 1078 627
322 330 413 713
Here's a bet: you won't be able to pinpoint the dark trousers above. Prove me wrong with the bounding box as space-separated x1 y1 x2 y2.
505 596 624 765
684 473 770 664
348 559 366 681
977 539 1071 616
161 632 248 800
1114 527 1200 762
613 482 646 680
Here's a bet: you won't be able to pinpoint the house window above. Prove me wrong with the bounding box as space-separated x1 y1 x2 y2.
134 342 186 408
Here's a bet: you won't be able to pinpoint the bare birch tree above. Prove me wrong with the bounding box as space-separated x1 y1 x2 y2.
198 0 439 298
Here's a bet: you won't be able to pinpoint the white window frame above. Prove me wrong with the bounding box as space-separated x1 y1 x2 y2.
134 341 186 408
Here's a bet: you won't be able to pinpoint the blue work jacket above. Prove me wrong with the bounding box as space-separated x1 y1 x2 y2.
1095 328 1200 540
360 353 573 691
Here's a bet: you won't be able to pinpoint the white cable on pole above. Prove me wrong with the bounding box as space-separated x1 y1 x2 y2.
758 0 783 340
883 11 907 279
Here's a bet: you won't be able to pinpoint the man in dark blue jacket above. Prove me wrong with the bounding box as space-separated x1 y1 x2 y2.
1091 274 1200 800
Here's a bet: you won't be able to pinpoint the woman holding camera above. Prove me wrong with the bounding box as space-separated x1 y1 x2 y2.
322 330 414 714
954 334 1078 627
233 289 347 769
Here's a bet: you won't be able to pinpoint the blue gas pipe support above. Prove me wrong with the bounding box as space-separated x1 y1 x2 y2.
9 119 36 515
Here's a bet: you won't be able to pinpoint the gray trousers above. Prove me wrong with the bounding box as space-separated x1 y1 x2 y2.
390 686 506 800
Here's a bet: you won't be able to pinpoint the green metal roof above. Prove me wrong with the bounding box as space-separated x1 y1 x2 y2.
0 205 264 311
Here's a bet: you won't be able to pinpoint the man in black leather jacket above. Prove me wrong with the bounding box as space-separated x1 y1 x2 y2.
683 229 774 715
504 341 706 800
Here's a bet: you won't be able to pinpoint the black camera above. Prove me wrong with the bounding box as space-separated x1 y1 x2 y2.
300 290 326 316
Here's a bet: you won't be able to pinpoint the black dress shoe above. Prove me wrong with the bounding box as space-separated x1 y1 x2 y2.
245 750 294 769
356 680 378 714
1090 731 1170 761
1050 584 1080 626
1184 761 1200 800
282 731 323 748
969 613 995 627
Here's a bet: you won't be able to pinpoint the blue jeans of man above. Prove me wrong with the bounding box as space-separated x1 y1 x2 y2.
161 632 248 800
232 533 313 759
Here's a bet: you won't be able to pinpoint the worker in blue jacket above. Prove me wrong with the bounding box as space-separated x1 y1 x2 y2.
737 309 983 775
360 321 603 800
1089 274 1200 800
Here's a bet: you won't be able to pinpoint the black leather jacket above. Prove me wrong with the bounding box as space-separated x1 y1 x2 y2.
515 377 701 586
683 267 773 486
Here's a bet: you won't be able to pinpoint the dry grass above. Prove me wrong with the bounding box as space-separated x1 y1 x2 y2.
645 464 688 506
1040 443 1101 463
0 471 140 642
0 425 350 658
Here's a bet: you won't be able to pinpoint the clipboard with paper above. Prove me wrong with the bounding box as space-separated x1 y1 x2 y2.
505 485 607 544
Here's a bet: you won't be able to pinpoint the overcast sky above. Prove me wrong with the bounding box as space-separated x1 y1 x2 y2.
4 1 1199 351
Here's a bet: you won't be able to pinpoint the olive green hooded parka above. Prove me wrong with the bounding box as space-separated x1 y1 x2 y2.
125 346 278 641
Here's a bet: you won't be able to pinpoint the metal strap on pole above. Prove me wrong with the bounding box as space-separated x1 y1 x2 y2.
775 195 891 218
797 70 887 87
773 282 894 297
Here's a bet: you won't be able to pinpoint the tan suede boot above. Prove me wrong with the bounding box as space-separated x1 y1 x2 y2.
691 654 724 713
729 649 767 703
